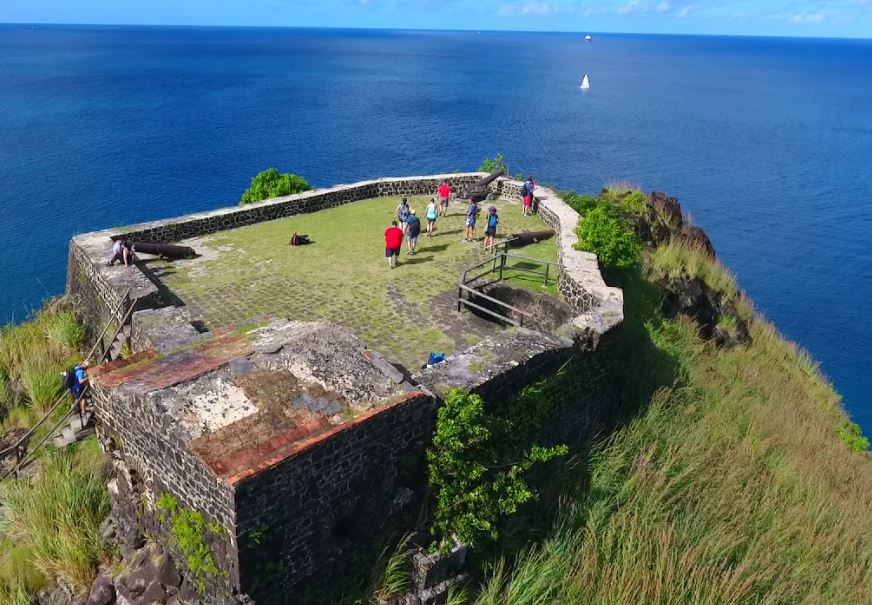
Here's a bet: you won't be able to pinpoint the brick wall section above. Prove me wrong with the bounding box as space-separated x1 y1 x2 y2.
90 383 240 598
233 391 437 602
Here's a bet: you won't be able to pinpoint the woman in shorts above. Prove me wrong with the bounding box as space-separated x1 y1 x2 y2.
426 198 438 237
522 176 535 216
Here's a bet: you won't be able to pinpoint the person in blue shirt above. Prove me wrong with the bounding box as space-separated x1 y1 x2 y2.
405 208 422 254
483 206 499 250
69 360 90 416
396 197 411 234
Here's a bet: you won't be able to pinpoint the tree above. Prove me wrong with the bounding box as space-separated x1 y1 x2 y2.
477 154 509 175
239 168 312 205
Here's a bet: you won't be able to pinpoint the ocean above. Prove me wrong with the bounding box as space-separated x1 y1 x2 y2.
0 25 870 430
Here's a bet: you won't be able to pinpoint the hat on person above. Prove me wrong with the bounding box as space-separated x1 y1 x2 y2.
488 206 497 213
410 208 417 215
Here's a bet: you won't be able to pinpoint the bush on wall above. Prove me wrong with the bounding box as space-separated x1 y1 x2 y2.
239 168 312 205
576 206 642 270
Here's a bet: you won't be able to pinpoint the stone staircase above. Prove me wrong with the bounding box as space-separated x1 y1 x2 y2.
53 410 95 448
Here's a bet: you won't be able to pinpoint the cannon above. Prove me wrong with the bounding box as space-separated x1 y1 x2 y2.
461 170 505 203
131 242 196 260
506 229 555 247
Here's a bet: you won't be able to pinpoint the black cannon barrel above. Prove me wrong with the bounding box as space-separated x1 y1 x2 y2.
462 170 505 201
506 229 555 247
132 242 196 260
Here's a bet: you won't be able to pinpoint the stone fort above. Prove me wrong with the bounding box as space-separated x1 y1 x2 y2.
66 173 623 604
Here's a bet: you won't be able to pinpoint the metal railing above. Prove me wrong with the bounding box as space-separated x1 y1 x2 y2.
457 252 558 327
0 290 138 479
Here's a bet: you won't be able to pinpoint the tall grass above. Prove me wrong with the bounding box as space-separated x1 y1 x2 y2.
369 534 415 603
19 355 63 413
0 438 109 595
0 304 82 431
649 241 739 297
41 311 84 355
468 249 872 603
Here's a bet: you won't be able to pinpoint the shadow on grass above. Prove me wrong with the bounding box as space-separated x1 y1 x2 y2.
418 243 449 253
401 255 434 266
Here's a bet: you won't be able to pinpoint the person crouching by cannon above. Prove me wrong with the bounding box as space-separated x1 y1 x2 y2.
107 238 136 267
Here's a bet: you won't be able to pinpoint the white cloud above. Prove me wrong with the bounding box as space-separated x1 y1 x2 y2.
617 0 643 15
656 1 671 12
676 3 697 17
497 1 562 17
789 11 828 22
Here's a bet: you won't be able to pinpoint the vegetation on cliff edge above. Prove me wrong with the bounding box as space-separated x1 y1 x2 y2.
463 190 872 604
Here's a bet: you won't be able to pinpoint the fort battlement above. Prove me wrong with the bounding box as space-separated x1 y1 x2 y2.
66 174 624 603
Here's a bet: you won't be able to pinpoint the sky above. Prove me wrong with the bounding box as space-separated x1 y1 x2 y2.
1 0 871 38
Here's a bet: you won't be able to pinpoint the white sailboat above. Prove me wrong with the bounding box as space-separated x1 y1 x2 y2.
579 74 590 89
585 34 592 42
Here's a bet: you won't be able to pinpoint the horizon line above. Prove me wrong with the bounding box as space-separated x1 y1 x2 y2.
1 22 871 42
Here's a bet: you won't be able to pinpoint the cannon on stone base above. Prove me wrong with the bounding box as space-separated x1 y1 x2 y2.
461 170 505 203
131 242 196 260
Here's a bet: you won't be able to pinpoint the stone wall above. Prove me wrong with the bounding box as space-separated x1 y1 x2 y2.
66 174 487 343
498 178 624 348
91 377 239 599
117 174 486 245
233 391 436 603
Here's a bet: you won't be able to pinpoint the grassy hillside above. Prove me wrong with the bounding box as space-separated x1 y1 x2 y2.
469 192 872 604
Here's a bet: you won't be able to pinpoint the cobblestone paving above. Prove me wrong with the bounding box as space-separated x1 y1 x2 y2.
148 195 558 370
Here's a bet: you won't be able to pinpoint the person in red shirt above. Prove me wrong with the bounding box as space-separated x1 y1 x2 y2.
437 180 451 217
384 220 404 268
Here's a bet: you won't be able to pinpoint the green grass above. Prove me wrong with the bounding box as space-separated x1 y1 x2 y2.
1 304 82 431
649 241 739 298
461 254 872 604
151 195 558 369
0 437 110 600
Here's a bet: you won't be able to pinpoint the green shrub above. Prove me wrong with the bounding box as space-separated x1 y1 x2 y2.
837 422 870 453
156 494 224 593
477 154 509 175
0 439 109 593
427 390 566 549
575 206 642 269
619 191 646 215
239 168 312 206
561 192 602 217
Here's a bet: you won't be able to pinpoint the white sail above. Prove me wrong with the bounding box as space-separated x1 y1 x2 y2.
585 34 592 41
580 74 590 89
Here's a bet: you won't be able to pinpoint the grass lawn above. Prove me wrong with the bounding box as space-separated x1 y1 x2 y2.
148 195 558 370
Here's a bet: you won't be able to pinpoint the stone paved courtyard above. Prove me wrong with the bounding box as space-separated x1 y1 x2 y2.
146 195 558 370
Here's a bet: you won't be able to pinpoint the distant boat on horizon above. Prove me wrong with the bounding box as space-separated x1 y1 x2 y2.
585 34 592 42
580 74 591 89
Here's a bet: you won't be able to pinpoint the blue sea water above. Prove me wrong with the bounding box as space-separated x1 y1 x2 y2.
0 25 870 429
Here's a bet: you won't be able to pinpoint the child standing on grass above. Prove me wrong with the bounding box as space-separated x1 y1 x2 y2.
464 199 478 242
483 206 499 250
384 220 404 268
426 198 438 237
396 197 411 234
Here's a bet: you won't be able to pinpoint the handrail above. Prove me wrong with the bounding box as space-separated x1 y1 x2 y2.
0 291 138 470
0 289 133 459
457 252 559 326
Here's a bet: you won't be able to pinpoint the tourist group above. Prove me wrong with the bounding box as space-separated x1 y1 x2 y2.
383 177 536 269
